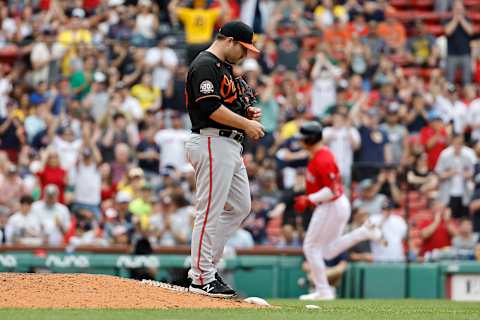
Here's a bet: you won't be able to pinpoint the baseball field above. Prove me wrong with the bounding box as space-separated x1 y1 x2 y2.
1 300 480 320
1 273 479 320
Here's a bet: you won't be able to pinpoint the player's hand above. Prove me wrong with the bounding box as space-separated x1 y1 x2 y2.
294 195 314 213
247 107 262 121
244 119 265 140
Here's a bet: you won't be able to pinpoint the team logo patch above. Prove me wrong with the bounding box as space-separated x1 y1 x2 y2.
199 80 214 94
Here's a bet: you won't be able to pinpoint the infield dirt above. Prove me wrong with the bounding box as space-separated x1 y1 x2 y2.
0 273 255 309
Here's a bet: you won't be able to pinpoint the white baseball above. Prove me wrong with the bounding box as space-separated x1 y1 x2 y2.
305 304 320 309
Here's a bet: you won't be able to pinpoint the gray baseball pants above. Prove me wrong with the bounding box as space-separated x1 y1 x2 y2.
185 129 251 285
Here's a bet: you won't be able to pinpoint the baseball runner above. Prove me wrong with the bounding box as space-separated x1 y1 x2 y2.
184 21 264 298
294 121 384 301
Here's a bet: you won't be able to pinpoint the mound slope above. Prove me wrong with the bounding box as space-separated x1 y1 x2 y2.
0 273 254 309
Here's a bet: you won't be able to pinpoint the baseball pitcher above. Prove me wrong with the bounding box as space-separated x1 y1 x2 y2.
184 21 264 298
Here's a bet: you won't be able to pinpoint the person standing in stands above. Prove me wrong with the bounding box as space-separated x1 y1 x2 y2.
168 0 231 65
444 0 474 85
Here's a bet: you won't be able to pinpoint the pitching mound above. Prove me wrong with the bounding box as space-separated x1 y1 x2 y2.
0 273 256 309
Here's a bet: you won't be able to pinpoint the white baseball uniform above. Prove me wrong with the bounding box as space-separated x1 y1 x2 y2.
303 146 374 297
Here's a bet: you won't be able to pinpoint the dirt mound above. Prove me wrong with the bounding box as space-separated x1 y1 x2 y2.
0 273 255 309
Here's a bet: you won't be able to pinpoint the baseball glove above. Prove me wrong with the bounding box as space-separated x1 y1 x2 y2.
234 76 257 115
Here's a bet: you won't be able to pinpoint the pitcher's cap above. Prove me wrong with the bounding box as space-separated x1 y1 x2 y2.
219 21 259 53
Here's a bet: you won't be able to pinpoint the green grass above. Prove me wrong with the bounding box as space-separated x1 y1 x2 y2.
1 299 480 320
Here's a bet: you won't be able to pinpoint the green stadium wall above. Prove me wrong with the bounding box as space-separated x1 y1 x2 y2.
0 252 479 299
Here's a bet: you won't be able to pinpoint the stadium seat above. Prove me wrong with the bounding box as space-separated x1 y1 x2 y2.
467 12 480 21
464 0 480 6
402 67 439 80
412 0 434 9
424 24 444 36
391 0 411 6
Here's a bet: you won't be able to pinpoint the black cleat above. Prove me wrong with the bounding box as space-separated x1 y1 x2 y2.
215 272 234 290
189 279 236 298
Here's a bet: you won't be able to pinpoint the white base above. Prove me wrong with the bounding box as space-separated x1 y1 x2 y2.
244 297 271 306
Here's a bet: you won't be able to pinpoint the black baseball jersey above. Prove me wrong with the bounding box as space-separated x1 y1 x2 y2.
185 51 246 132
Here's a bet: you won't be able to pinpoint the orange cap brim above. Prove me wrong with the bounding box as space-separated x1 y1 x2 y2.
239 41 260 53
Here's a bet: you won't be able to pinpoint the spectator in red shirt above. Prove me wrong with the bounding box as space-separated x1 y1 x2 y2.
419 110 449 171
83 0 101 12
36 149 68 204
418 201 457 257
100 163 117 203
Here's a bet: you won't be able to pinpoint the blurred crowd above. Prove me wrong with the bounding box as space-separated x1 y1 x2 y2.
0 0 480 268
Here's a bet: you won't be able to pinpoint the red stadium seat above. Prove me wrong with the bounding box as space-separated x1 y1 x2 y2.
415 11 450 20
467 12 480 21
412 0 434 9
424 24 445 35
390 0 411 7
464 0 480 6
387 10 415 21
402 67 440 80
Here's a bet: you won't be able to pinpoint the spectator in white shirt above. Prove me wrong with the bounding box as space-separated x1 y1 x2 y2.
31 184 71 246
434 83 467 134
310 52 342 118
323 107 360 190
29 31 51 86
466 85 480 142
52 125 82 173
0 64 12 118
370 201 408 262
5 195 42 245
72 138 103 219
155 112 189 171
144 36 178 92
435 134 477 219
132 0 158 47
118 87 144 121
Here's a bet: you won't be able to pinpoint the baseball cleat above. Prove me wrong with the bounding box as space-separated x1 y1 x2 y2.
215 272 236 292
362 221 388 246
189 279 236 298
299 291 335 301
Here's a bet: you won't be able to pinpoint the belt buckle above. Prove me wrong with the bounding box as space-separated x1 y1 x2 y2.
234 133 243 143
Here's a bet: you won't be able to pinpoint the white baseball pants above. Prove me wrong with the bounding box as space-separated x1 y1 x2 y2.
303 195 371 296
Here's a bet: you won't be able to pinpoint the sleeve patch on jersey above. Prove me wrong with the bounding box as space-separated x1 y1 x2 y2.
199 80 215 94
